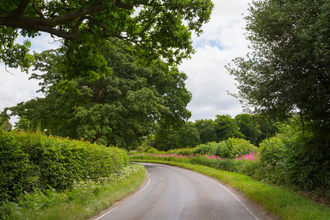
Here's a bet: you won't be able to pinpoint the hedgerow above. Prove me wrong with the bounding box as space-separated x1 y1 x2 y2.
194 138 258 158
0 130 128 202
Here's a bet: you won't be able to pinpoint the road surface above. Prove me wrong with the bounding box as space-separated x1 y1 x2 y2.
90 163 271 220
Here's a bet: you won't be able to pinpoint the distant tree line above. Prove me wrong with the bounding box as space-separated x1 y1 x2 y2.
152 113 279 151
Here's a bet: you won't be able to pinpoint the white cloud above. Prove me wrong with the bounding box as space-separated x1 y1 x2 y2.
180 0 252 121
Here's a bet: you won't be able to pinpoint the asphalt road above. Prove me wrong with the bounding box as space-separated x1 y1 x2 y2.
90 163 271 220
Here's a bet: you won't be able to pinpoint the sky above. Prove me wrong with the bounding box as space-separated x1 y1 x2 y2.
0 0 252 125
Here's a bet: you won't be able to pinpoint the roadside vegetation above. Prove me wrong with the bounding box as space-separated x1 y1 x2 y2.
0 130 146 220
132 160 330 220
0 164 146 220
131 118 330 219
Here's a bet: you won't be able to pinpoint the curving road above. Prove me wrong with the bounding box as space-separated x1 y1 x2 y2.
90 163 271 220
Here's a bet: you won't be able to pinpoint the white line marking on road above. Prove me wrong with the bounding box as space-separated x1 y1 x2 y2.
93 170 151 220
94 207 118 220
206 177 259 220
133 170 151 197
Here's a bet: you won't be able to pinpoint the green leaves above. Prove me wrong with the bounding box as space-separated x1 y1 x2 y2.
0 130 129 202
7 41 192 149
155 121 201 151
214 114 244 141
227 0 330 140
0 0 213 79
0 26 34 73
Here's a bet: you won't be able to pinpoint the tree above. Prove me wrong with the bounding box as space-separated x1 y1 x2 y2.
254 115 279 144
0 0 213 77
226 0 330 141
5 42 192 149
194 119 217 144
234 113 260 146
0 110 11 131
155 121 200 151
214 114 244 141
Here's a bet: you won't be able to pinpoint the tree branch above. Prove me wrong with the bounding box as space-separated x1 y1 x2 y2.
0 4 106 28
73 16 86 34
0 7 10 16
115 0 134 10
19 25 81 40
11 0 32 19
33 0 45 18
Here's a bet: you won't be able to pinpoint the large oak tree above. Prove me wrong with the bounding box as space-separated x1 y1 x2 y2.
0 0 213 78
4 42 192 149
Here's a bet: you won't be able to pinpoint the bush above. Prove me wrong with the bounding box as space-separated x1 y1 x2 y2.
259 122 330 194
193 142 219 155
259 136 284 168
215 138 258 159
144 147 162 154
167 148 195 155
0 130 128 202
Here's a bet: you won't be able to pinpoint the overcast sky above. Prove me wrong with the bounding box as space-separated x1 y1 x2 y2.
0 0 252 125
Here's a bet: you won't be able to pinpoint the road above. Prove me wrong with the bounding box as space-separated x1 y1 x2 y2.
90 163 271 220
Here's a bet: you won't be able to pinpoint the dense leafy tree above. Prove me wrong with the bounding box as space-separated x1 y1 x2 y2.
0 111 11 131
0 0 213 77
4 42 192 149
194 119 217 144
214 114 244 141
234 114 260 146
155 121 200 151
255 115 279 144
226 0 330 141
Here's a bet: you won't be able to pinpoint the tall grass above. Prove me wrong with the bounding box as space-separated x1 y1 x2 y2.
0 164 146 220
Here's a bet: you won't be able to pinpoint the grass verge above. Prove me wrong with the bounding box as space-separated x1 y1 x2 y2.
132 159 330 220
0 164 146 220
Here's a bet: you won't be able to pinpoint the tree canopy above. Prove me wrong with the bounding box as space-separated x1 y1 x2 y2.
0 110 11 131
226 0 330 140
214 114 244 141
4 42 192 149
155 121 200 151
194 119 217 144
234 114 260 146
0 0 213 77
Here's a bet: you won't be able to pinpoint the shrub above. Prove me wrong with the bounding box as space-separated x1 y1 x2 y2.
259 136 284 168
193 142 219 155
144 147 161 154
0 130 128 202
215 138 258 159
167 148 195 155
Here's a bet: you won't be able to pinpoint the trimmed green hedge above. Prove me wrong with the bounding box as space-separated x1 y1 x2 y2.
0 130 128 202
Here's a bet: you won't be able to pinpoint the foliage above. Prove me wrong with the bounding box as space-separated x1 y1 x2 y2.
215 138 258 159
167 148 195 156
131 160 330 220
194 119 217 144
193 141 219 155
0 130 128 202
0 164 145 220
214 114 244 141
0 110 11 131
258 120 330 194
5 42 192 149
234 113 261 145
193 114 279 146
254 115 279 144
0 0 213 78
226 0 330 143
155 121 200 151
